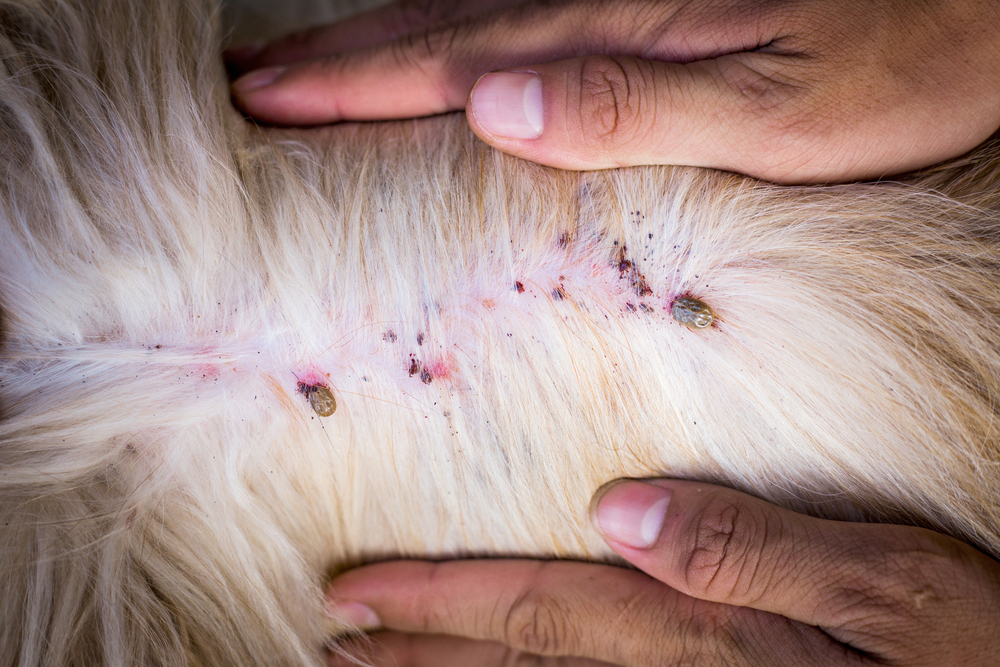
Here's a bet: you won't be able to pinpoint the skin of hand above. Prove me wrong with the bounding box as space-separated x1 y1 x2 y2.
324 480 1000 666
227 0 1000 183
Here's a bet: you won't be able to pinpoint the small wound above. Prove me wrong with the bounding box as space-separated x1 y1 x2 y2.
671 296 715 329
613 245 653 297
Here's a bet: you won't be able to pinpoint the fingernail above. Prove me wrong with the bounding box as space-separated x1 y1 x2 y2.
591 481 671 549
325 600 381 630
469 72 543 140
233 66 285 93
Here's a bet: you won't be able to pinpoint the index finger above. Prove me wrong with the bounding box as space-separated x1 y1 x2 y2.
225 0 519 75
231 0 781 126
326 559 840 666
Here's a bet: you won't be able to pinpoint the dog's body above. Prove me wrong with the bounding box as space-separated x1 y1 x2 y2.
2 0 1000 664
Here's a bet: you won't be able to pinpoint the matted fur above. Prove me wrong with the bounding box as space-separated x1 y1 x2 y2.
2 0 1000 665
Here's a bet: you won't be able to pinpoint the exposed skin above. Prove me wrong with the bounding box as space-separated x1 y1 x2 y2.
225 1 1000 662
324 481 1000 666
228 0 1000 183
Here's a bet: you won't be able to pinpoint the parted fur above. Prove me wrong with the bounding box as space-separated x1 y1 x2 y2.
2 0 1000 665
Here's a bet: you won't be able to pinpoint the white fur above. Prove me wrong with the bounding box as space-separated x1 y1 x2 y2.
2 0 1000 664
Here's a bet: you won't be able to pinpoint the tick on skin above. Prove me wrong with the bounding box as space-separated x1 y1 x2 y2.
297 382 337 417
671 296 715 329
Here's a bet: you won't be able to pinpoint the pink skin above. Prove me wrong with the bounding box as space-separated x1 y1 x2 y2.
259 229 711 415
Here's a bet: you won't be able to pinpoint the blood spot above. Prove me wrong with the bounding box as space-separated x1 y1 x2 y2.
613 245 653 297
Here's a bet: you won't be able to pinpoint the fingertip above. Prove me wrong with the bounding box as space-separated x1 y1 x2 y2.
468 71 544 141
591 479 672 550
232 66 287 96
325 600 382 631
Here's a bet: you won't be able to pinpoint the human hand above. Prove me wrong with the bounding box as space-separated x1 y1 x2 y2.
228 0 1000 183
325 480 1000 666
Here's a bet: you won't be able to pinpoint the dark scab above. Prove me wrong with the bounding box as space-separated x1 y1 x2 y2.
671 296 715 329
408 357 421 376
639 303 653 313
552 286 566 301
420 369 433 384
514 281 525 293
558 232 571 248
613 244 653 297
625 302 637 313
383 330 397 343
417 333 425 346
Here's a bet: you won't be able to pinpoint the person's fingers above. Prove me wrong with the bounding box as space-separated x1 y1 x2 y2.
465 53 823 179
327 560 847 666
591 479 1000 659
225 0 519 76
327 631 617 667
230 0 777 127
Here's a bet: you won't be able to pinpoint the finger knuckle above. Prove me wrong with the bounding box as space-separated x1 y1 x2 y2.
873 533 971 615
503 591 575 656
393 24 456 68
671 601 741 667
683 494 771 601
389 0 460 36
818 530 975 633
575 56 652 153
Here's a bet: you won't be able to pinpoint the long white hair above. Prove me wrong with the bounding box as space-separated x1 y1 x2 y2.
2 0 999 664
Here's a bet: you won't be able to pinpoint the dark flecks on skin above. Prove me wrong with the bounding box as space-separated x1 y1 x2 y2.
558 231 571 248
408 356 421 377
420 368 433 384
383 330 397 343
613 244 653 297
552 286 567 301
417 333 425 346
514 281 525 293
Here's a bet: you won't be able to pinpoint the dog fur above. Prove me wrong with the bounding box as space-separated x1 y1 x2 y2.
2 0 1000 664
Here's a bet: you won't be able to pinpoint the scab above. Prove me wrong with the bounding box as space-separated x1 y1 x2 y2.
671 296 715 329
308 386 337 417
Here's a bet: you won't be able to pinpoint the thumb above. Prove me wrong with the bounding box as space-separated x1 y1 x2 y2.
467 54 819 183
590 479 1000 649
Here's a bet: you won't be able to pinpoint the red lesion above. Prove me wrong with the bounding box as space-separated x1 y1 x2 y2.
294 369 328 387
195 364 220 380
424 354 455 380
